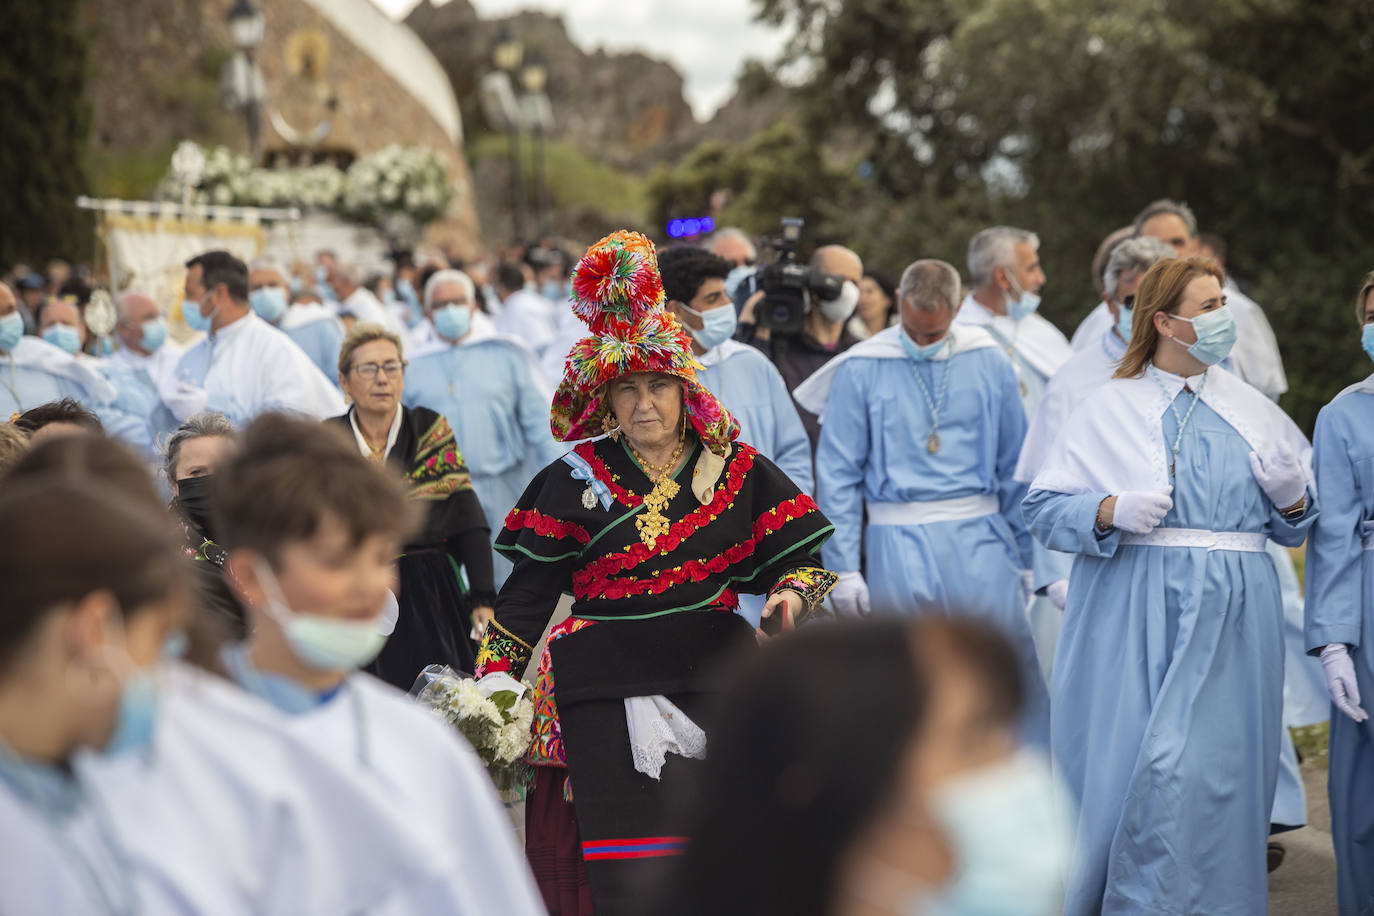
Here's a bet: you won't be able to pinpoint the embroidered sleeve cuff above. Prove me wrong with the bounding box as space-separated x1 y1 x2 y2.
474 619 534 678
770 566 839 621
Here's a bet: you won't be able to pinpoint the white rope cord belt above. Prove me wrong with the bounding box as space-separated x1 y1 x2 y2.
1120 528 1268 552
868 493 999 526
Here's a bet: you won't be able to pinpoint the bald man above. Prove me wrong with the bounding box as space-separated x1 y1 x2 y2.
751 243 864 449
109 290 183 390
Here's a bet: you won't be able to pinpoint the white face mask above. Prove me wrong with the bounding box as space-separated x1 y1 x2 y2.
253 560 389 672
819 280 860 323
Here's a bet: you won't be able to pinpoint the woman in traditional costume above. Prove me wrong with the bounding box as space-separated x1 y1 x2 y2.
1304 270 1374 914
1023 257 1317 915
473 230 837 915
328 323 496 690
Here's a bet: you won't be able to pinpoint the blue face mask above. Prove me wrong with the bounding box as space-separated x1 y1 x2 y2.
1116 304 1133 341
681 302 738 350
540 280 566 303
140 317 168 353
103 670 159 757
431 304 472 341
910 749 1074 916
396 277 419 308
289 275 303 294
0 312 24 352
901 328 950 362
1362 323 1374 364
1170 305 1237 366
724 265 755 301
250 286 289 324
181 297 213 333
42 323 82 355
1007 285 1041 321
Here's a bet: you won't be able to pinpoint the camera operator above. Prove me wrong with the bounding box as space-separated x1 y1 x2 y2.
743 243 863 448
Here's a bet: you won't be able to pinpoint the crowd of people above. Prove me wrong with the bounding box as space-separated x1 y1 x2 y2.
1 197 1372 916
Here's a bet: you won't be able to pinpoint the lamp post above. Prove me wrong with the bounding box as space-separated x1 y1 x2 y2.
491 26 529 244
224 0 266 162
520 52 554 238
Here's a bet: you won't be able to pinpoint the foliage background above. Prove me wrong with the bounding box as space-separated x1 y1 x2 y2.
650 0 1374 432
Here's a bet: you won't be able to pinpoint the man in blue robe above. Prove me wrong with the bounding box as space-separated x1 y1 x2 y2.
798 259 1048 748
248 258 345 386
660 245 813 626
403 268 563 586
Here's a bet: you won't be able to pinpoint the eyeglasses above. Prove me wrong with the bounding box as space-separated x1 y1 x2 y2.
351 360 407 379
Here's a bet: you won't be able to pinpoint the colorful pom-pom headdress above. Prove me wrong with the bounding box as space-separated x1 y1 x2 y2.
551 230 739 456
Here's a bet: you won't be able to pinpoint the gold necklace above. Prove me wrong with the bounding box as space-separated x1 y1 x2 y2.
627 436 686 549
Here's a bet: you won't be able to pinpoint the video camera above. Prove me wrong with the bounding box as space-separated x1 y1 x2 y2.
750 217 847 335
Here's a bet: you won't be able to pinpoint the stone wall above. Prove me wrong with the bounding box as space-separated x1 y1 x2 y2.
83 0 481 254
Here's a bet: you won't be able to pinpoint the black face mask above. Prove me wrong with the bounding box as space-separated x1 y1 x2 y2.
176 474 216 538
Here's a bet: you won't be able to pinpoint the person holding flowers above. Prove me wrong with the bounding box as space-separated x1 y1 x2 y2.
474 230 837 915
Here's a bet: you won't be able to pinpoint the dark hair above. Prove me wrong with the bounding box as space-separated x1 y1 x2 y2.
863 268 898 315
0 478 189 673
494 261 526 294
185 250 249 304
1197 232 1227 262
4 433 162 508
12 398 103 435
658 246 732 306
212 413 417 566
658 616 1024 916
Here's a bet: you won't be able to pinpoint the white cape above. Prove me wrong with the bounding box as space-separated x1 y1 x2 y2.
954 295 1073 380
1031 364 1313 496
792 324 1000 420
9 336 117 405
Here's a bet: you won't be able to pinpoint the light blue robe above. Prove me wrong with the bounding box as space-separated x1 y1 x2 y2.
0 344 97 416
1025 398 1316 916
403 338 563 585
1305 378 1374 914
281 314 344 388
816 345 1049 748
699 339 814 626
93 363 177 459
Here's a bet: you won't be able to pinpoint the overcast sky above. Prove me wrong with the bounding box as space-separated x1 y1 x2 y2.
372 0 791 120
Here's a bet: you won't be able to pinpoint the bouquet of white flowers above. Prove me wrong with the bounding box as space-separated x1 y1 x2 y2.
412 665 534 794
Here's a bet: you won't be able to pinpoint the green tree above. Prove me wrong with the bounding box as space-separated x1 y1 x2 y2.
0 0 93 266
755 0 1374 430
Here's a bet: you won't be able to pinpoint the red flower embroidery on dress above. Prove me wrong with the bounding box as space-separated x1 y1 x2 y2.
575 445 760 584
574 441 643 507
571 493 818 600
504 508 592 545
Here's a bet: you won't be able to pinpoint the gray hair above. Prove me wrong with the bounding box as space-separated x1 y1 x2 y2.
423 269 476 308
1103 236 1176 299
249 256 286 280
898 259 962 313
162 412 236 484
335 261 363 287
1132 199 1197 237
115 289 157 320
967 227 1039 286
705 227 756 261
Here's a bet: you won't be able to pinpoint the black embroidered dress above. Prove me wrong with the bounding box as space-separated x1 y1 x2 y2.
475 433 835 914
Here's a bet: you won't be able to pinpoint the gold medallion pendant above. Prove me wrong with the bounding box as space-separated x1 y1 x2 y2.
926 431 940 454
628 436 687 549
582 485 597 509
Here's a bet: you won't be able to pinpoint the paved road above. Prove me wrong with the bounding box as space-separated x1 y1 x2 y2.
1270 759 1339 914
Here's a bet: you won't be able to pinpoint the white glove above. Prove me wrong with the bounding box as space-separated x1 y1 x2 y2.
1045 578 1070 611
1249 441 1307 511
1112 489 1174 534
1020 570 1035 602
1320 644 1368 723
162 379 209 423
830 571 869 617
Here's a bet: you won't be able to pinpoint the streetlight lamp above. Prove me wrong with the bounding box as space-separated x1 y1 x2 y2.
222 0 267 162
520 51 555 238
490 25 529 244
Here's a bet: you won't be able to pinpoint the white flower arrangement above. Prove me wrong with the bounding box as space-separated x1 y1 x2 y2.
159 142 454 227
413 665 535 792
